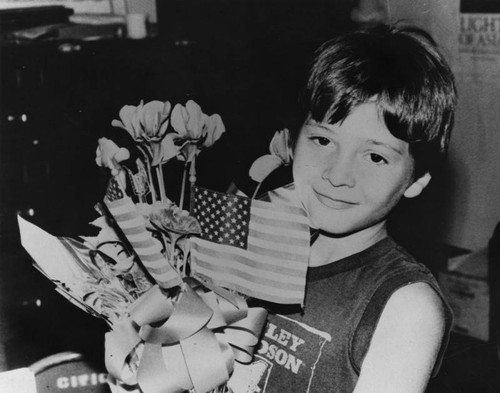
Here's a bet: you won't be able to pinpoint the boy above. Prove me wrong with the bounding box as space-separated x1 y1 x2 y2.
229 24 457 393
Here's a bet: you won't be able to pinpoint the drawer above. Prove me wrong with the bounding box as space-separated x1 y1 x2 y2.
0 134 46 164
0 160 51 186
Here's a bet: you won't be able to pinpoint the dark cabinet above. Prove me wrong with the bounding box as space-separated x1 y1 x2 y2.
0 38 199 369
0 38 199 248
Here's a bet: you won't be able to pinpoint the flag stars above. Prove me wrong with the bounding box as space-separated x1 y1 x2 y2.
193 187 250 250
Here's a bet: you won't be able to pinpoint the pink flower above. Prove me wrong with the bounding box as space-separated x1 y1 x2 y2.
112 100 172 143
112 100 182 166
95 137 130 176
170 100 226 162
249 128 292 183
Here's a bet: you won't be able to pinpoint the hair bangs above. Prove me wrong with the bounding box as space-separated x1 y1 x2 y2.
297 24 457 176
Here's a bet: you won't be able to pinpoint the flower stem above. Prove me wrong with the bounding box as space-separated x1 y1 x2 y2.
179 162 188 210
156 165 167 204
189 156 197 187
252 182 263 200
137 146 157 202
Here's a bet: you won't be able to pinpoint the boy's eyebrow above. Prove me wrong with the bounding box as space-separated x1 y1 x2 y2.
305 121 335 132
366 139 404 155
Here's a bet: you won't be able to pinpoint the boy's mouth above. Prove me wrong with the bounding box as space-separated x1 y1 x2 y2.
313 191 358 210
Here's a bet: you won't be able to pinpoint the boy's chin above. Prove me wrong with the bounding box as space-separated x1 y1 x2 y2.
309 217 358 238
316 226 359 239
313 217 388 240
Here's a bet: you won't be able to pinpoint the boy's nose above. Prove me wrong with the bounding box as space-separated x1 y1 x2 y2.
322 155 356 188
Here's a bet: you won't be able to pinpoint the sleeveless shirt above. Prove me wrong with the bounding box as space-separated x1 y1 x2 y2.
223 237 453 393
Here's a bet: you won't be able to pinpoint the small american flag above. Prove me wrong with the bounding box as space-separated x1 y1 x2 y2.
190 186 310 305
104 177 182 289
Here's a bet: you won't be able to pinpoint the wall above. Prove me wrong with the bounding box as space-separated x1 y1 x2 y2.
387 0 500 251
150 0 500 251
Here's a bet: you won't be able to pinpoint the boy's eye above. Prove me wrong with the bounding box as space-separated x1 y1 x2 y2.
311 136 332 147
368 153 388 165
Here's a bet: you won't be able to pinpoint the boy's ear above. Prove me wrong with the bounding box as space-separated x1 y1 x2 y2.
403 173 432 199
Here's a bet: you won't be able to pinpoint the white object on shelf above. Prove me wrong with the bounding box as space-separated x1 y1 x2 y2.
126 13 147 39
69 13 126 25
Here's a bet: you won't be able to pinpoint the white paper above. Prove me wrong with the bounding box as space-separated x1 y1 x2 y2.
0 368 36 393
18 215 86 284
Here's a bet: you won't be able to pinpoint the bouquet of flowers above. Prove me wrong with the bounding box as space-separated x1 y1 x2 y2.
18 99 310 393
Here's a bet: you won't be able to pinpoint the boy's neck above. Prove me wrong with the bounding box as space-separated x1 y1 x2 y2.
308 221 388 267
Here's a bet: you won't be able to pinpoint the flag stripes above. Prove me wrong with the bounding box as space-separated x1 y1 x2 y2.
192 250 304 287
249 212 308 232
194 266 304 305
247 229 309 250
104 179 181 289
191 241 306 276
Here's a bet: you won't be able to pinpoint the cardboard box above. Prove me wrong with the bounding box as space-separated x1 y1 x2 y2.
438 249 491 341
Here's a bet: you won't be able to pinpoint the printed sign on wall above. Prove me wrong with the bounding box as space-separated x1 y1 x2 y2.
459 0 500 82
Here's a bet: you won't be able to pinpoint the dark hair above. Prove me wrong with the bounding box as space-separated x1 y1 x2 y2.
298 24 457 178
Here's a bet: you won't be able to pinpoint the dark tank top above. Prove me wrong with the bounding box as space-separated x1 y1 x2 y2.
223 237 452 393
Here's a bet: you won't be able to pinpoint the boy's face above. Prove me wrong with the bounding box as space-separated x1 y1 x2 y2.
293 102 425 236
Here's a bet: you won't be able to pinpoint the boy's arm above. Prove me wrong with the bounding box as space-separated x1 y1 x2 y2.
353 282 446 393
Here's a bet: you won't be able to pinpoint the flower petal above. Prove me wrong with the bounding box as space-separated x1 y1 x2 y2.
248 154 284 183
95 137 130 175
155 101 172 139
203 113 226 148
141 100 165 137
269 128 292 165
171 103 189 137
151 134 180 166
112 105 137 137
124 101 142 141
185 100 205 139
